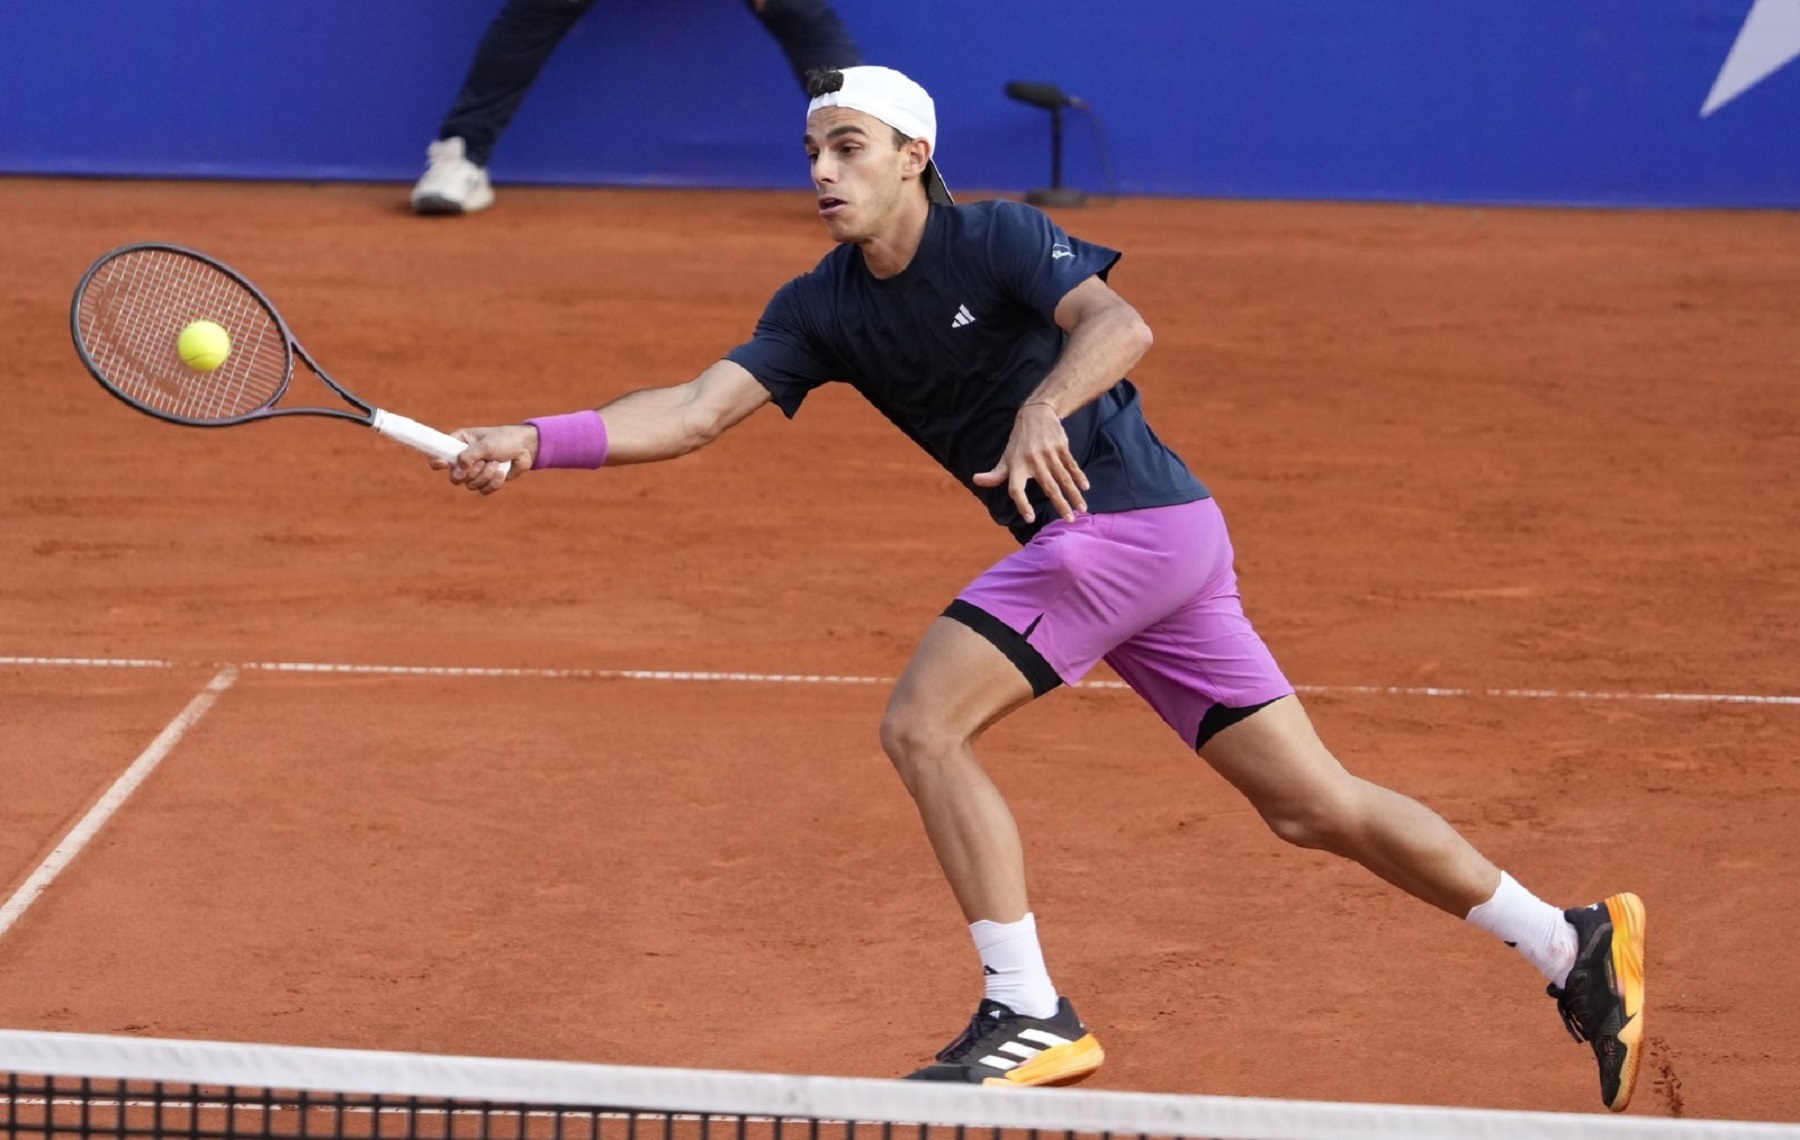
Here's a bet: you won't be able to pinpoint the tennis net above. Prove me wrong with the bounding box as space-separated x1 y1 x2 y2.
1 1030 1792 1140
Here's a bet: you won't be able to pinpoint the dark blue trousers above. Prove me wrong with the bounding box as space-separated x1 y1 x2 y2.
437 0 864 166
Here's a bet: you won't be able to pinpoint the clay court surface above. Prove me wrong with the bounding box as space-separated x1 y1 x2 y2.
2 178 1797 1121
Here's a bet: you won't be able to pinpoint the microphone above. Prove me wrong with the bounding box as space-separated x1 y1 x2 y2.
1005 80 1085 111
1005 79 1090 206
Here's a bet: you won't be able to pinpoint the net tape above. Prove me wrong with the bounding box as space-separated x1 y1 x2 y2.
0 1031 1791 1140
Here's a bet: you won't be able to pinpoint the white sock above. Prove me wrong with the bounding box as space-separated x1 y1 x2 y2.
1465 871 1579 987
971 913 1059 1019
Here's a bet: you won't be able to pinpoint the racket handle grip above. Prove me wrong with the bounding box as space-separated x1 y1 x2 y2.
372 409 513 477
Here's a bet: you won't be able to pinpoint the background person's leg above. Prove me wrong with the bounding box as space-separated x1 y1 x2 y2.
438 0 598 168
744 0 863 91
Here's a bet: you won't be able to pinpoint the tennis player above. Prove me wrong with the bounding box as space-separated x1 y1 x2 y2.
436 66 1647 1111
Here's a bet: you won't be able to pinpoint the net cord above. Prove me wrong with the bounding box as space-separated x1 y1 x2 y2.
0 1032 1790 1140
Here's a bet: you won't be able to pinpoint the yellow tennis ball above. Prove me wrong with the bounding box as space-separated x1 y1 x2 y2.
177 319 231 372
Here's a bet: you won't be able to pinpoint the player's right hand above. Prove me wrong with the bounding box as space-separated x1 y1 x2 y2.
973 402 1089 524
434 424 537 494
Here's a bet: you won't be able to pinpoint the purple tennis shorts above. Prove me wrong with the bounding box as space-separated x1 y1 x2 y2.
947 497 1294 749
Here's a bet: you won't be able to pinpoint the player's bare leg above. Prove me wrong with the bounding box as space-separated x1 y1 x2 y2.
880 616 1037 924
1197 694 1499 914
1201 694 1645 1110
882 616 1103 1086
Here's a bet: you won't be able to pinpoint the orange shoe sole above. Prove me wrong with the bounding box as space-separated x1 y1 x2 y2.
982 1034 1106 1088
1604 892 1647 1112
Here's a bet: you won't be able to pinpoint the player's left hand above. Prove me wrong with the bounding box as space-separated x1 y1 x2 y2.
973 402 1089 524
433 424 537 495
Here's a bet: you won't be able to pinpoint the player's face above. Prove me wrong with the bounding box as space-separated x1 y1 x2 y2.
804 107 915 242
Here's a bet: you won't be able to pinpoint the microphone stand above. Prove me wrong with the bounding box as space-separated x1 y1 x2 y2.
1028 102 1087 208
1007 81 1088 207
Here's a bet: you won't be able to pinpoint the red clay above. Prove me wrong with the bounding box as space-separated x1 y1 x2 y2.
1 178 1797 1122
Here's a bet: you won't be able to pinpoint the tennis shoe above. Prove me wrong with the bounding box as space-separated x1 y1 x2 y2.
411 137 494 216
1548 892 1646 1112
904 997 1103 1087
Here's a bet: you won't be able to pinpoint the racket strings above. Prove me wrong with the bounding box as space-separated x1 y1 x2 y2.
76 249 290 422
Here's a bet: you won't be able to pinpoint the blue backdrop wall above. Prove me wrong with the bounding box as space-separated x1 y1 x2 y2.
2 0 1795 206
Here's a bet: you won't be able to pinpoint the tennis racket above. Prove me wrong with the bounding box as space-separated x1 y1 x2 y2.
69 241 507 474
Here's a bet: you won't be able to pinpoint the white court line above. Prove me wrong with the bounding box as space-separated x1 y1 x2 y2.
0 666 238 942
2 654 1798 707
0 656 175 670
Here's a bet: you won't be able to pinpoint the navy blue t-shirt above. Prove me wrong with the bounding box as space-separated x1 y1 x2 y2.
726 200 1207 542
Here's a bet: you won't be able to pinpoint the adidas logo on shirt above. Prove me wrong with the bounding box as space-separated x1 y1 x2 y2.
951 304 977 329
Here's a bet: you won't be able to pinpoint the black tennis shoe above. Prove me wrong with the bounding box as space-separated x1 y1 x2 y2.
1548 893 1647 1112
904 997 1104 1087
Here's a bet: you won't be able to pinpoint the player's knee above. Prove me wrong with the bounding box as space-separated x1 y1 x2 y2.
877 707 928 764
1259 791 1360 852
878 705 959 783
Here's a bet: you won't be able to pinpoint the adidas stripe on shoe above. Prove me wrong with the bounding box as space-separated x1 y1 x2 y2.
904 998 1104 1087
1548 892 1647 1112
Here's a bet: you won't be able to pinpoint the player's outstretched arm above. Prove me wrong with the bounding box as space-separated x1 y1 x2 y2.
595 359 772 465
436 360 772 495
974 276 1154 524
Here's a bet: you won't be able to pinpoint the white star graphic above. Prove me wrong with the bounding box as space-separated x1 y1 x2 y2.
1702 0 1800 116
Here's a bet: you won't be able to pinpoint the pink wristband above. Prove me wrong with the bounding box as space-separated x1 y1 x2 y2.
525 410 609 470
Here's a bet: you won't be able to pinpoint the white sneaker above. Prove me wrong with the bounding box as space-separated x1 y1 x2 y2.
410 137 495 216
